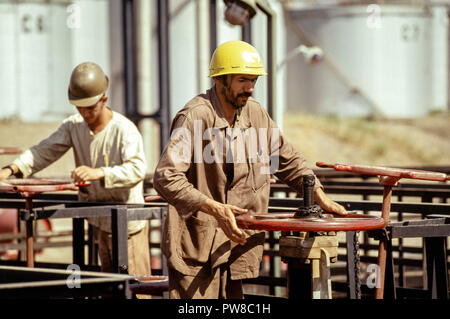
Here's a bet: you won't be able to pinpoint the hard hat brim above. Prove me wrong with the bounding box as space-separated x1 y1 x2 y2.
68 91 105 107
68 75 109 107
210 69 267 78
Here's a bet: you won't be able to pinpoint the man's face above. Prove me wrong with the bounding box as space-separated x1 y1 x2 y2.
222 74 258 109
76 96 105 125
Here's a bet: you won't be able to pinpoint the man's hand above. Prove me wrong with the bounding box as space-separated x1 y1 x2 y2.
314 187 348 216
71 166 105 184
0 164 18 181
200 198 248 245
0 169 11 181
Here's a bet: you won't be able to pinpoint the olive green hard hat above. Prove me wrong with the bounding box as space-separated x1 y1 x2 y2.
68 62 109 107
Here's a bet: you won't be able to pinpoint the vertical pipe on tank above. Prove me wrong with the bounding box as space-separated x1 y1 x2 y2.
196 0 210 93
157 0 171 150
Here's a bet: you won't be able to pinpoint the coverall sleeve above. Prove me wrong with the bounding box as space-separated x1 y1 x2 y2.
153 114 209 218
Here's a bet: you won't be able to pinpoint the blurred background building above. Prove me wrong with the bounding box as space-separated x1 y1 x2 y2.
0 0 448 172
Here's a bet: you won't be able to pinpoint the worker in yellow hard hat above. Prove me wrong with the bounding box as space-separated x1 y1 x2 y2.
0 62 151 293
153 40 346 299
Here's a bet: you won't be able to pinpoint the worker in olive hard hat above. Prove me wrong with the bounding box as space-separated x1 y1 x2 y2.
153 40 346 299
0 62 151 288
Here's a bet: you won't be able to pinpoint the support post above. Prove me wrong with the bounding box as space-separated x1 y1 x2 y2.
111 207 129 274
375 185 393 299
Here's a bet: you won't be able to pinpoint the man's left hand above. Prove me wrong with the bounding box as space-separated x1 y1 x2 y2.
71 166 105 183
314 187 348 216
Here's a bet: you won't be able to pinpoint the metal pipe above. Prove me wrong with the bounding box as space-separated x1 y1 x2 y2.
210 0 217 55
210 0 218 89
158 0 171 151
197 0 211 92
136 0 153 115
121 0 172 154
375 185 393 299
255 0 276 120
241 19 252 43
303 175 315 207
122 0 138 119
25 197 34 268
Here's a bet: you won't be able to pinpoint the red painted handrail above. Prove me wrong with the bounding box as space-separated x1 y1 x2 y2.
0 179 90 197
0 147 23 155
316 162 449 183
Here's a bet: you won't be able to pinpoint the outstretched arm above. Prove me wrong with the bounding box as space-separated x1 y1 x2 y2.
6 122 72 179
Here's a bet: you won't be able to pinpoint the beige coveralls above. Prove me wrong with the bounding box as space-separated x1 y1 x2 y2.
154 86 322 298
13 111 150 276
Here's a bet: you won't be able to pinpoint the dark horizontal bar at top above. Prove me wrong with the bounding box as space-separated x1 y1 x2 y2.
0 191 78 201
115 206 166 221
320 181 450 189
271 187 450 200
388 225 450 238
344 200 450 215
0 199 66 209
268 197 450 214
19 205 166 220
324 186 449 197
391 217 450 227
270 183 450 194
0 198 167 210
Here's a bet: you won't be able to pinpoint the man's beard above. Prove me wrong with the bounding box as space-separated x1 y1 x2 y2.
222 87 252 110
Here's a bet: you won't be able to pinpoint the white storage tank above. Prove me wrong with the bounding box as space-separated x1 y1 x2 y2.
284 4 445 118
0 0 110 122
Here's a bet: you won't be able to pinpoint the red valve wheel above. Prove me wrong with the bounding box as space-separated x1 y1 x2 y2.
144 195 163 202
0 147 23 155
0 179 90 197
236 212 385 232
316 162 449 183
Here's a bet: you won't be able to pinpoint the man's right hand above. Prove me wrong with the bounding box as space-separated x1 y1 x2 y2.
200 198 248 245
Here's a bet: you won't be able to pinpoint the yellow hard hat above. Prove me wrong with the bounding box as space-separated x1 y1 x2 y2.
68 62 109 107
209 40 267 78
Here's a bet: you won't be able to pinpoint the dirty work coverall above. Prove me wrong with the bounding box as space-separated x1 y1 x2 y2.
154 86 322 298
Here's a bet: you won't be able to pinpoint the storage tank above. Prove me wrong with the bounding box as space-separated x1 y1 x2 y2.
284 4 443 118
0 0 110 122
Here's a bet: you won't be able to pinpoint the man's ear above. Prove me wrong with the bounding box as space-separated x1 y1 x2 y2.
213 75 231 89
102 95 108 104
212 77 221 87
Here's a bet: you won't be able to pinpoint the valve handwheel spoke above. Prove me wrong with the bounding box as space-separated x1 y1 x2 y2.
0 178 90 197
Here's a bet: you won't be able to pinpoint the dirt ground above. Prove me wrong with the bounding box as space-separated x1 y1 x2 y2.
1 112 449 176
282 112 450 167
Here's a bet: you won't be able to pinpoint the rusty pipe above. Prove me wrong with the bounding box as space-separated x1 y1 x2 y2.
25 197 34 268
374 185 393 299
0 147 23 155
316 162 448 182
